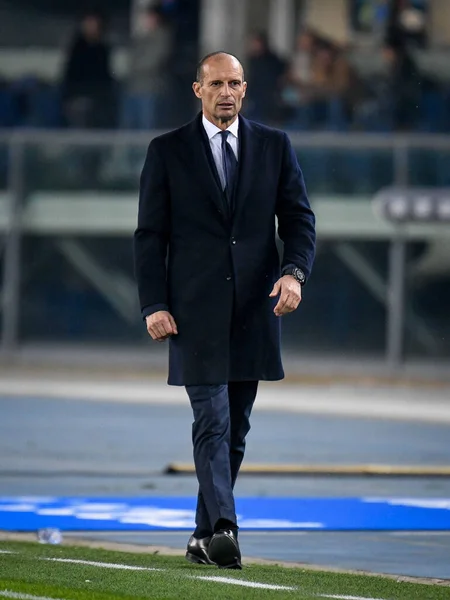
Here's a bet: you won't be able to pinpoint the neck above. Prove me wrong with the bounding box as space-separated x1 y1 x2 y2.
203 112 238 131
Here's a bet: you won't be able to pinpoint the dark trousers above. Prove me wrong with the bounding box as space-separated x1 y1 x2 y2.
185 380 258 537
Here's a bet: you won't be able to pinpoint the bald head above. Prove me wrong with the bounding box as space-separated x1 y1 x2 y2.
196 51 244 84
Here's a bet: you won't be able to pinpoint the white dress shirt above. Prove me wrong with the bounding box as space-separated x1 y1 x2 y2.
202 115 239 190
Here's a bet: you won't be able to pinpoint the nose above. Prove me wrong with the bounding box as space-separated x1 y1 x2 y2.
220 83 231 96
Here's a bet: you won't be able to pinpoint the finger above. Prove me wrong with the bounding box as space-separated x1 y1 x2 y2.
147 316 170 340
146 318 158 336
151 322 168 340
269 281 281 297
168 315 178 335
149 324 163 340
286 295 301 311
283 300 298 314
279 293 300 315
290 291 302 309
274 292 287 314
153 313 177 336
147 325 160 341
158 318 174 337
275 292 291 315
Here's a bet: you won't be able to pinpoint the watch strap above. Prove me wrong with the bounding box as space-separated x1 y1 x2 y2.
282 266 306 285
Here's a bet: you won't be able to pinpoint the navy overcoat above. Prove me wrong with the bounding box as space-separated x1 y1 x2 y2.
134 113 316 385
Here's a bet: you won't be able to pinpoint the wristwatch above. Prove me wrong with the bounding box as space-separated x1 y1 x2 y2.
282 266 306 286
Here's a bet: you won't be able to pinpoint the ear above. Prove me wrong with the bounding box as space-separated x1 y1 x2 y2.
192 81 202 99
242 81 247 98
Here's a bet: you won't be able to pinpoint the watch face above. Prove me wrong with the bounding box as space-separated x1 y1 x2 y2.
295 268 305 284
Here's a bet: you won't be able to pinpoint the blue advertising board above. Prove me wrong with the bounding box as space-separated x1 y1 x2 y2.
1 496 449 531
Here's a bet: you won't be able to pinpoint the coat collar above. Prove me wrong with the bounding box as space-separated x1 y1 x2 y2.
202 113 239 142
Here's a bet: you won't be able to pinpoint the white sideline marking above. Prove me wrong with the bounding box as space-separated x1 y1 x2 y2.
44 557 162 571
2 550 389 599
0 592 66 600
194 575 296 591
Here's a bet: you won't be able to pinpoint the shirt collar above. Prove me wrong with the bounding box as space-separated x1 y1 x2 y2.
202 114 239 140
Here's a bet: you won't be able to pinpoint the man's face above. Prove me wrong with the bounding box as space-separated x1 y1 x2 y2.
298 32 313 52
192 55 247 126
249 36 264 56
82 16 101 40
382 47 395 65
144 11 159 31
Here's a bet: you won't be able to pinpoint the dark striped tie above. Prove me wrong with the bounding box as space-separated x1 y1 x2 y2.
220 130 238 204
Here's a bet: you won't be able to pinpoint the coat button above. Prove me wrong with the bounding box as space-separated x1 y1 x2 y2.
226 276 232 281
231 237 236 245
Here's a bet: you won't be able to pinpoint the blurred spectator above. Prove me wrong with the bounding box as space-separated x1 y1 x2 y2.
281 28 319 127
284 35 364 131
61 11 115 128
355 36 421 131
245 32 286 124
387 0 428 49
310 43 364 128
121 5 171 129
350 0 390 38
373 0 391 41
289 29 319 92
382 37 421 129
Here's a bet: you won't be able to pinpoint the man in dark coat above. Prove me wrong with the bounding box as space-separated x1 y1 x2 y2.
61 11 114 129
134 51 315 569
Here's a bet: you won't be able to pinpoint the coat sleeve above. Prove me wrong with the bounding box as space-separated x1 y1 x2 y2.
133 139 170 312
276 133 316 282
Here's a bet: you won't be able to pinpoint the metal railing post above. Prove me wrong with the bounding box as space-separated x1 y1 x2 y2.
1 137 25 355
386 142 409 370
386 236 407 369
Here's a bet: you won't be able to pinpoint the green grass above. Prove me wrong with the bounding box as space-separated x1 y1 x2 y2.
0 541 448 600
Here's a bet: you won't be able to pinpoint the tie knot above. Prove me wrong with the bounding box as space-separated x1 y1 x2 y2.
220 130 230 143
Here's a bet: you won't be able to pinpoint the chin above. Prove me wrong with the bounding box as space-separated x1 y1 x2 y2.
216 110 236 119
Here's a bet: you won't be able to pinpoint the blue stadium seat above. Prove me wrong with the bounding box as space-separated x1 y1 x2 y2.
417 88 446 132
27 85 62 128
8 77 62 128
325 97 349 132
0 86 17 127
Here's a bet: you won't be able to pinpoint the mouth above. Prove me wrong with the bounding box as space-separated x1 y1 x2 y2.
217 102 234 109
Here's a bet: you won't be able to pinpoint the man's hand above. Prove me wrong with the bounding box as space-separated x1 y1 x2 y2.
269 275 302 317
146 311 178 342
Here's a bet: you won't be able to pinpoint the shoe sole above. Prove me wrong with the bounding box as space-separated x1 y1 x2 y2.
208 535 242 570
185 551 215 566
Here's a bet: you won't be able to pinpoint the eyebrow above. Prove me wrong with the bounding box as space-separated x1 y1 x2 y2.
209 79 242 84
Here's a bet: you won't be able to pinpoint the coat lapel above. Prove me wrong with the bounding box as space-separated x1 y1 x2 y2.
178 113 229 222
233 115 267 224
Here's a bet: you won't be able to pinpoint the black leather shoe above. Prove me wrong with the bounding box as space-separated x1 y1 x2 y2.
208 529 242 569
185 535 215 565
